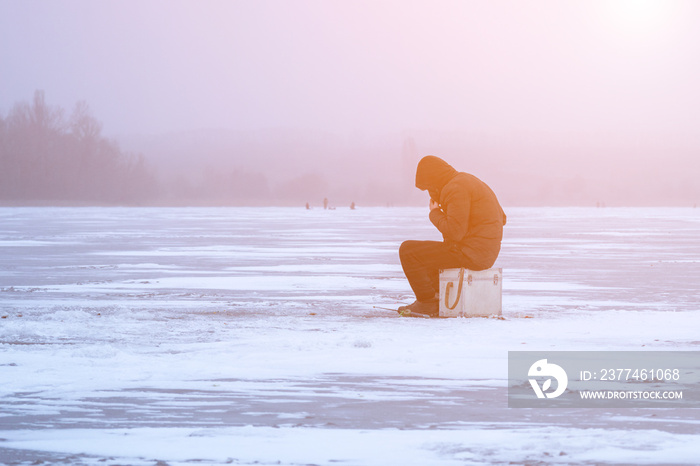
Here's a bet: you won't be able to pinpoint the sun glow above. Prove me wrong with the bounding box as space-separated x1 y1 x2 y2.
606 0 670 37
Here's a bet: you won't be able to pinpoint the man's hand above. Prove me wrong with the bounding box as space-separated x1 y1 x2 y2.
429 199 440 211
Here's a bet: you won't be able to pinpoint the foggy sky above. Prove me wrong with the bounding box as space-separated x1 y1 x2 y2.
3 0 700 137
2 0 700 207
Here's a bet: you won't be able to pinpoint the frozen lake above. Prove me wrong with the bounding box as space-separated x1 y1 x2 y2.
1 206 699 465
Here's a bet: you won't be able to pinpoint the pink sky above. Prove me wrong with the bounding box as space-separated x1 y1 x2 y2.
2 0 699 138
2 0 700 206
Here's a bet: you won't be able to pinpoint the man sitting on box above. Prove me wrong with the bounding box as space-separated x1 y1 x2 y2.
398 155 507 317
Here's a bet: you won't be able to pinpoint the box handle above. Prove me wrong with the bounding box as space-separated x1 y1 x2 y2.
444 267 465 310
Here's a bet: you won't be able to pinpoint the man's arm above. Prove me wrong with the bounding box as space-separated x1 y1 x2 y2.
428 186 470 242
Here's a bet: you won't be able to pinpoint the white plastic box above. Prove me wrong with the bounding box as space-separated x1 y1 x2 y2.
438 268 502 318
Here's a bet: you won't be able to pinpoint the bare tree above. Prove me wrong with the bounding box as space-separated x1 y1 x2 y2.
0 91 158 204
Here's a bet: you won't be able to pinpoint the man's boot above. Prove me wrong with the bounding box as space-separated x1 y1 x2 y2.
398 297 439 317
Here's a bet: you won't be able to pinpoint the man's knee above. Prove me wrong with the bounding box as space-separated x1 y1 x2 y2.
399 240 418 260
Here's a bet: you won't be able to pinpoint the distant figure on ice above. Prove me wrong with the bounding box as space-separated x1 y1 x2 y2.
323 197 329 210
398 155 507 317
350 202 356 210
306 202 310 210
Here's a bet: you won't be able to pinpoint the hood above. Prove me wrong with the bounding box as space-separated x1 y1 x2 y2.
415 155 458 193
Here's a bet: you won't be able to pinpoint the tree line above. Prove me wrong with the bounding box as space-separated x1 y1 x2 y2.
0 91 344 206
7 92 692 207
0 91 156 204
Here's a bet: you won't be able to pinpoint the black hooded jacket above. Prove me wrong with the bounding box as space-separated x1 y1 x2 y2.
415 155 506 270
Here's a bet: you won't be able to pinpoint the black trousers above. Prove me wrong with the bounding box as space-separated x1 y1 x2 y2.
399 240 475 302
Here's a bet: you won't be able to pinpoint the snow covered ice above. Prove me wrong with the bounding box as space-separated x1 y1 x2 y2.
1 206 699 465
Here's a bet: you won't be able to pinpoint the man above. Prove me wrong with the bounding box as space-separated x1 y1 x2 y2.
398 155 507 317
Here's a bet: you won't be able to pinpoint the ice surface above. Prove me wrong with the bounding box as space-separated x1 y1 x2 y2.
1 206 699 465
